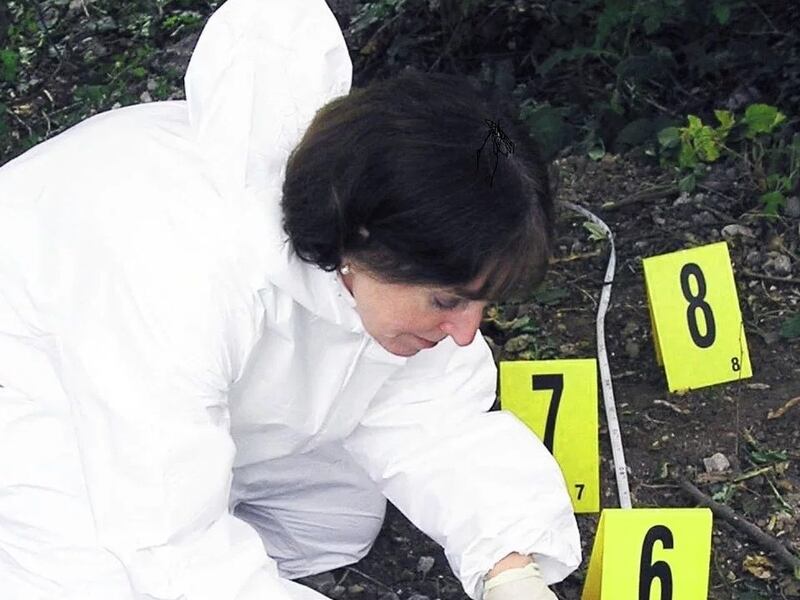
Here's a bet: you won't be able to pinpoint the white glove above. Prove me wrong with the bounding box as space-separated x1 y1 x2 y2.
483 562 558 600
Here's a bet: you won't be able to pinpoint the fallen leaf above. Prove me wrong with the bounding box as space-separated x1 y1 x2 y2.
767 395 800 420
743 554 775 580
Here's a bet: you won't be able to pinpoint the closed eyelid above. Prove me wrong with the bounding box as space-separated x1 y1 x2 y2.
432 294 464 310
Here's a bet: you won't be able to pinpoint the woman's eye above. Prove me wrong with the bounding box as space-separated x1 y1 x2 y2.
432 295 462 310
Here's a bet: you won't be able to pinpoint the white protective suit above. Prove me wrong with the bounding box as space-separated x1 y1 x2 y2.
0 1 581 599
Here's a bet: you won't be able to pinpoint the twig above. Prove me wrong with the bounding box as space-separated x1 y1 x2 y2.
344 567 396 594
601 184 678 211
550 249 603 263
732 464 783 484
765 476 793 512
4 106 33 138
740 269 800 285
767 395 800 420
675 475 800 576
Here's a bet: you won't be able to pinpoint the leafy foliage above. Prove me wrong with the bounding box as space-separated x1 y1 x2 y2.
658 104 798 214
0 0 219 162
346 0 799 166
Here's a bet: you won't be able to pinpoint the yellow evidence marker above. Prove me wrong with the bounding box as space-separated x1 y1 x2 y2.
581 508 713 600
499 359 599 513
642 241 752 392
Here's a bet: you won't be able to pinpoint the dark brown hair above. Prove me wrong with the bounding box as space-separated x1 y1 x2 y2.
282 70 554 301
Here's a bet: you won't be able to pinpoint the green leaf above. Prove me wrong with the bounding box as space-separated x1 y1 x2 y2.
587 145 605 161
749 449 788 464
519 102 572 161
712 2 731 25
713 109 735 135
686 114 704 132
531 286 570 306
780 314 800 339
692 125 721 162
744 103 786 138
678 142 698 169
759 190 785 215
0 49 19 83
678 173 696 193
657 126 680 149
583 221 607 241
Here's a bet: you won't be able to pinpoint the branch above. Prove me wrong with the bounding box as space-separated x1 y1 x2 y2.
674 474 800 577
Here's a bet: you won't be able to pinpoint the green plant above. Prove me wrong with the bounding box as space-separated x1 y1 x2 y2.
658 104 797 215
780 313 800 339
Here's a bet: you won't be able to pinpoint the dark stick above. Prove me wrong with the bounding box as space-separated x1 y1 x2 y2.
675 475 800 576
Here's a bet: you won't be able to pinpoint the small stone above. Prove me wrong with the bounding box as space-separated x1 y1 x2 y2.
721 224 756 240
673 192 693 207
625 341 640 359
297 572 336 594
745 382 770 390
348 585 365 595
139 90 153 103
330 586 346 599
416 556 435 577
703 452 731 473
692 211 715 226
744 250 762 267
784 196 800 218
764 254 792 276
407 595 430 600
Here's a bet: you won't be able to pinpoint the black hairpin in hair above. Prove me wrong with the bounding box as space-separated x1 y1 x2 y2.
476 119 514 187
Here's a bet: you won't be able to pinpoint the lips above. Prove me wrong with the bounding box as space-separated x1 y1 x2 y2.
413 335 438 349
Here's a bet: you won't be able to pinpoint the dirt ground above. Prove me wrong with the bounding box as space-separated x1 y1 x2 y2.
315 156 800 600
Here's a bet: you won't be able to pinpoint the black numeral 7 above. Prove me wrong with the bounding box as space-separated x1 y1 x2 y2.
531 373 564 453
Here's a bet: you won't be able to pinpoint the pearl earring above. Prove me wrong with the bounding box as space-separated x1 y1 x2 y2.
340 264 351 275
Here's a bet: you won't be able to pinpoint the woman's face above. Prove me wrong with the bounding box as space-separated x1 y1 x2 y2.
341 266 487 357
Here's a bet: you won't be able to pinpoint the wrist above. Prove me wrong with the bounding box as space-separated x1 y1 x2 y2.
487 552 534 579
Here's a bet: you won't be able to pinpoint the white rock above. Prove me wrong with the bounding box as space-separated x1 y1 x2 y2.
416 556 435 577
721 224 756 239
703 452 731 473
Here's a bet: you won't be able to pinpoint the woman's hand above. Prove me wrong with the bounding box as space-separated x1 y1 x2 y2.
484 554 558 600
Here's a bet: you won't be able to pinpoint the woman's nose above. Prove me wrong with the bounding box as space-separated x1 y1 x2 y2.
440 302 485 346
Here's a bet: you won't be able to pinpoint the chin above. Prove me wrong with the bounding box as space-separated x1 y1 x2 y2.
384 343 421 357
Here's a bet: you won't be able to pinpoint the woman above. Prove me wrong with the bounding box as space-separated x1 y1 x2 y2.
0 1 580 599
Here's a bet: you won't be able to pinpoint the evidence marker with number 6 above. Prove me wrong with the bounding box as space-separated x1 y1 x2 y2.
643 241 752 392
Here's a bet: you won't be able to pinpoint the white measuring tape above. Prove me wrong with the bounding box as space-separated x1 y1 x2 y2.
561 201 632 509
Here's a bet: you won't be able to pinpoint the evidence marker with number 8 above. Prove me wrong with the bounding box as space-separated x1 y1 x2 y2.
642 241 752 392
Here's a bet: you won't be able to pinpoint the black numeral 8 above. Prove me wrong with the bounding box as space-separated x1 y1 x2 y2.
680 263 716 349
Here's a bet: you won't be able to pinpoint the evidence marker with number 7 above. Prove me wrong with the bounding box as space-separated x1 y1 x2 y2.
499 359 600 514
642 241 752 392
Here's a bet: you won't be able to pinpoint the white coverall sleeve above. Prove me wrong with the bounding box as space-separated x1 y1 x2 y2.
343 337 581 599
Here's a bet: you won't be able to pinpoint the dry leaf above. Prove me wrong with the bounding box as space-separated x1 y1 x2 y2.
767 395 800 419
743 554 775 580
